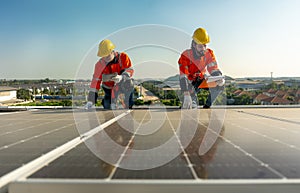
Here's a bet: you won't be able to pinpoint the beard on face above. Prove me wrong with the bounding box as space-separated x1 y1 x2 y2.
191 40 205 59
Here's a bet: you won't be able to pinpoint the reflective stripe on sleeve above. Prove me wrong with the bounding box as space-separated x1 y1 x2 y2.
180 74 187 79
122 67 134 77
210 69 221 74
207 62 217 68
92 77 101 81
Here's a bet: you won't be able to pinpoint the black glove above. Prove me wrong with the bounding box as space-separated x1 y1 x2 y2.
211 70 222 76
191 76 204 90
87 91 98 104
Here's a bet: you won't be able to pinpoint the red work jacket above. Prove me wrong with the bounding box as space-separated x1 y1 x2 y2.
178 48 220 80
178 48 221 88
90 52 134 91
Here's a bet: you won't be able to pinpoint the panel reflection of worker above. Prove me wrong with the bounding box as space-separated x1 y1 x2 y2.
178 27 225 109
85 39 134 110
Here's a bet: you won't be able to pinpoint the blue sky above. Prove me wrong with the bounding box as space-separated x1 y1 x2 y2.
0 0 300 79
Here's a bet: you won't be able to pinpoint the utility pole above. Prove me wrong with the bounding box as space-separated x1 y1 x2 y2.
270 72 273 82
32 86 36 101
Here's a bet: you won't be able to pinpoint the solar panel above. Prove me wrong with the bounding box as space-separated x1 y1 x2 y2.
1 107 300 193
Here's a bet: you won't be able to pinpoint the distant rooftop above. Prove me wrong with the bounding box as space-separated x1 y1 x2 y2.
0 86 18 91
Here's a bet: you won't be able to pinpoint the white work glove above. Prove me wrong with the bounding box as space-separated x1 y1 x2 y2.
182 92 193 109
216 78 225 86
203 73 209 80
112 75 123 84
84 101 93 110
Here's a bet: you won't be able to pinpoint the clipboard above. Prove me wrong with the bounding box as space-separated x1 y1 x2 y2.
206 75 225 83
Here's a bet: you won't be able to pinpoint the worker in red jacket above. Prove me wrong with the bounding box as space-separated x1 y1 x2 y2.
178 27 225 109
85 39 134 110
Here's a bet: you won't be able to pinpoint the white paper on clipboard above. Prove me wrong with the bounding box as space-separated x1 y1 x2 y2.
206 75 225 83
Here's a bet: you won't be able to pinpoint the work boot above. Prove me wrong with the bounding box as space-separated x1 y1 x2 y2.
192 101 198 109
203 104 211 109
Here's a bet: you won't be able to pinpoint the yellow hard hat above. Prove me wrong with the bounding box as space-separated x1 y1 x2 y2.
97 39 115 57
192 28 210 45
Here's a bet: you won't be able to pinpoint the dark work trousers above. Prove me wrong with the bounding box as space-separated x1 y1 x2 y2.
190 85 224 107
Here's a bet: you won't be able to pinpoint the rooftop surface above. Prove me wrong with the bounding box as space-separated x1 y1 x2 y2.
0 107 300 193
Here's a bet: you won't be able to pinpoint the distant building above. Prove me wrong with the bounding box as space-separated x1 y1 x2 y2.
264 89 277 97
283 79 300 87
234 80 266 91
233 90 255 98
0 86 18 103
273 96 293 105
254 90 297 105
253 93 271 104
